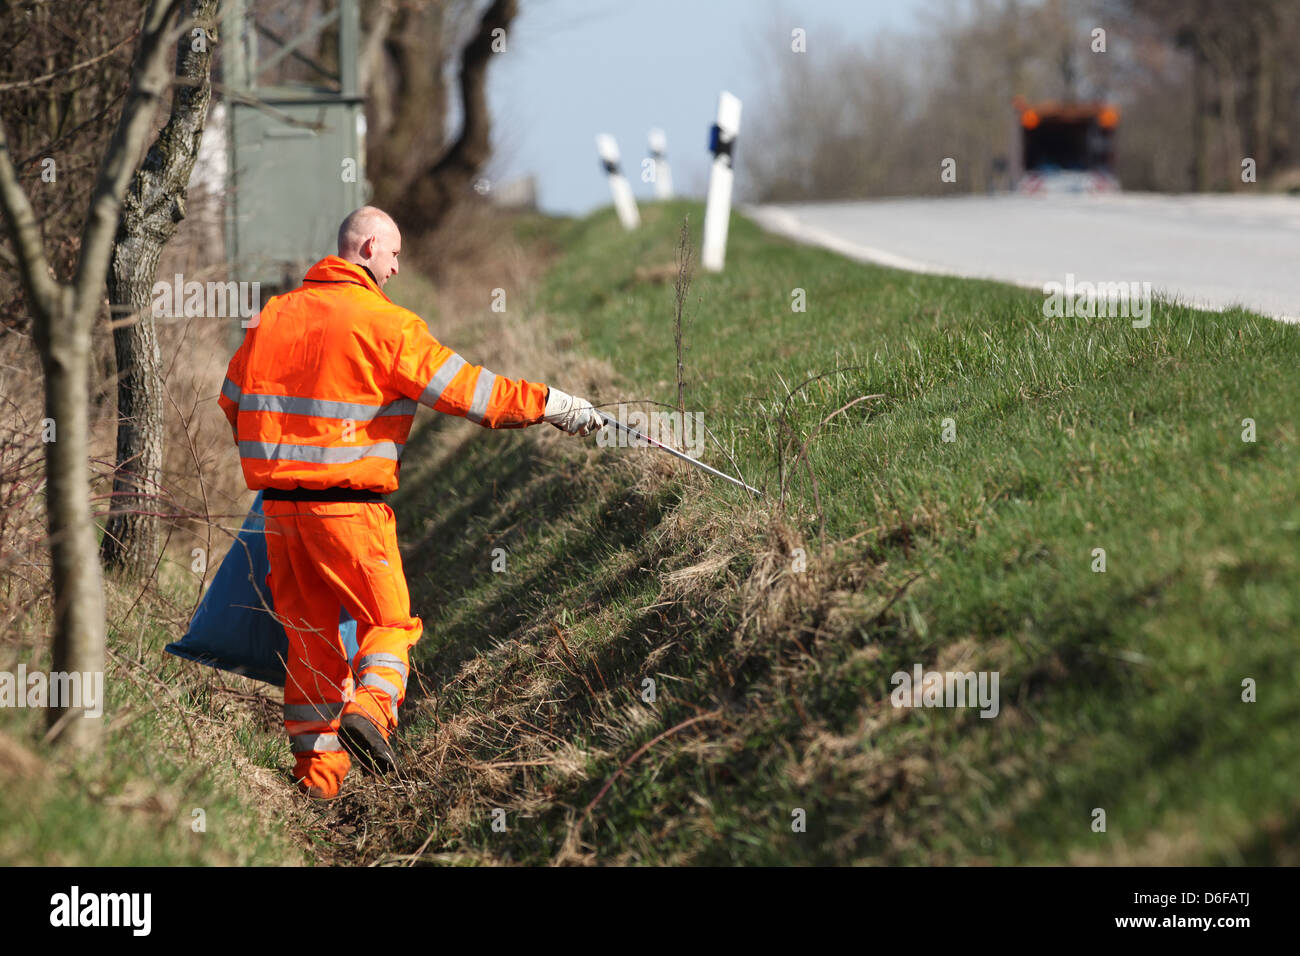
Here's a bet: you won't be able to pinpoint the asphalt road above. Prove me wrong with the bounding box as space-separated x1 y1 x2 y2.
744 194 1300 323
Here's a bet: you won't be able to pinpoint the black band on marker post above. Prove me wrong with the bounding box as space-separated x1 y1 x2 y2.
708 124 736 162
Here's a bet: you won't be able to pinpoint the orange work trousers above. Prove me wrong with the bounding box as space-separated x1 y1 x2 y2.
262 499 422 797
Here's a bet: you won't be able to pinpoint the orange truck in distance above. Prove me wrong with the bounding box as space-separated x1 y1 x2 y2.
1011 96 1120 194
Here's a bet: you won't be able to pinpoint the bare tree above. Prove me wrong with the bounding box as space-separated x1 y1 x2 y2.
0 0 183 750
0 0 146 335
1110 0 1300 190
101 0 218 577
365 0 517 236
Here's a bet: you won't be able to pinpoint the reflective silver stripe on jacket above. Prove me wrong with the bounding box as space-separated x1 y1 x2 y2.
419 354 468 408
290 733 344 753
238 393 416 421
222 377 242 403
355 653 408 683
239 440 403 463
466 369 498 425
284 702 345 723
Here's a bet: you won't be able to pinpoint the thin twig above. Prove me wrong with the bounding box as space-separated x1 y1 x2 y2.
673 216 693 420
0 31 138 91
568 710 722 849
865 571 926 630
161 369 214 621
550 620 597 697
782 393 885 505
774 365 875 497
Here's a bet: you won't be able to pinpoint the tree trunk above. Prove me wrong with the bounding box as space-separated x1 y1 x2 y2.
0 0 182 751
36 289 107 751
379 0 516 234
101 265 165 576
101 0 217 576
368 1 451 207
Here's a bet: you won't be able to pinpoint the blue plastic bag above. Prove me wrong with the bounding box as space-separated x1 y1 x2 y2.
165 491 358 686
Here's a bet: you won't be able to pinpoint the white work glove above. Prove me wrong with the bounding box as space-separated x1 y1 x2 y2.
544 387 603 437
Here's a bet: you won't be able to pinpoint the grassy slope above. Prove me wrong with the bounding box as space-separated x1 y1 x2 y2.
7 197 1293 866
0 558 307 865
351 200 1299 865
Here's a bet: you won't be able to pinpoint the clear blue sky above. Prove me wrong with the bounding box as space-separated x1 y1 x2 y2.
486 0 926 215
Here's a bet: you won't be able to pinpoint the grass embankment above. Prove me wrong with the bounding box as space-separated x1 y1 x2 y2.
315 200 1300 865
0 566 307 866
7 198 1294 866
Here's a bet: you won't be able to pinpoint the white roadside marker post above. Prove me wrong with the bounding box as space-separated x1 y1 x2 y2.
648 127 674 199
702 91 742 272
596 133 640 230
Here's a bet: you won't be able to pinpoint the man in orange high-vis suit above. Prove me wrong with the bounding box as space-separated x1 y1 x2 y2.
218 206 602 800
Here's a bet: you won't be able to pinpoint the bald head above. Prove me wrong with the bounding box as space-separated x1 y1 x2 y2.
337 206 401 287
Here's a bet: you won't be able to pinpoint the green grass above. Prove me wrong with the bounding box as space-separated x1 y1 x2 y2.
11 198 1294 866
0 562 308 866
363 200 1300 865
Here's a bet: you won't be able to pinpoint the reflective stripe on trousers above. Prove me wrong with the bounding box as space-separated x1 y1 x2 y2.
356 672 402 723
290 732 345 753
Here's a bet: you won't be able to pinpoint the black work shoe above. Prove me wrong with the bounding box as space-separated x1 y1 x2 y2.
339 713 399 775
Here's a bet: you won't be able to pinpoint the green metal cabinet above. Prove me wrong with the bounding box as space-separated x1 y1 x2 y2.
223 0 366 290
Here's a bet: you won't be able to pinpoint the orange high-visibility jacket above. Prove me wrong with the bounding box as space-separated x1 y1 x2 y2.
218 256 549 493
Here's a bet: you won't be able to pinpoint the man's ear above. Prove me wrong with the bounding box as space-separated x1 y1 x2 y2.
359 235 374 259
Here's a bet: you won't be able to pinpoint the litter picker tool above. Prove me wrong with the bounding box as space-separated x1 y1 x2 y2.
597 410 762 498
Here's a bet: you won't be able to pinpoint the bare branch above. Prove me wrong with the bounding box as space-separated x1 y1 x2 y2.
0 118 61 317
0 31 138 92
359 0 397 93
73 0 186 313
